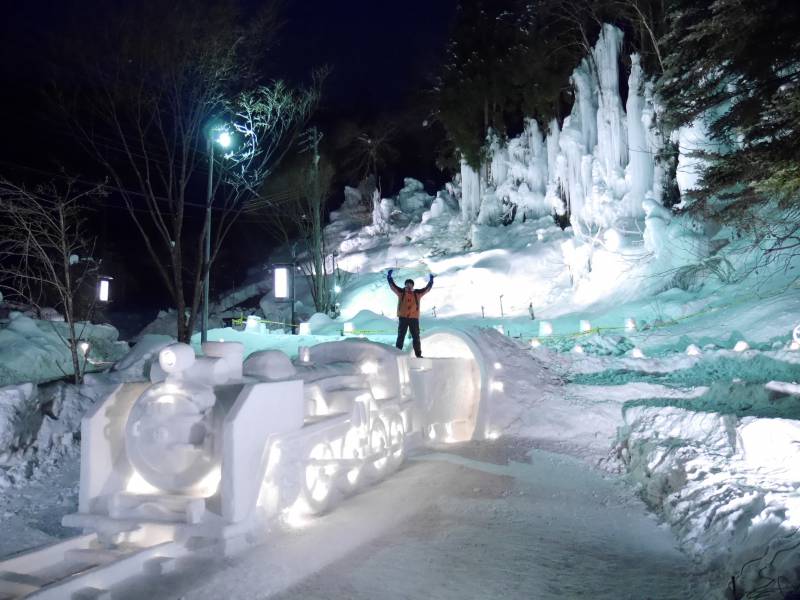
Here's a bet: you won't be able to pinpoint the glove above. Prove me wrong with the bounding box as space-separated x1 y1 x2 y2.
388 269 394 279
429 273 434 281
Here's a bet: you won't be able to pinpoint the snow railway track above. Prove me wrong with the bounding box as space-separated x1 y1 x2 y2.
0 526 189 600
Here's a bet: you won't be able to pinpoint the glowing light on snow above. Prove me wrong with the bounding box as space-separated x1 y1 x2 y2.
298 322 311 335
630 347 645 359
579 320 591 333
282 502 312 529
305 443 335 506
154 394 175 404
493 362 502 370
273 267 289 299
686 344 702 356
343 322 355 334
98 278 111 302
494 325 505 334
572 345 584 354
333 284 342 294
604 228 621 252
360 361 378 375
490 381 504 392
791 341 800 351
733 341 749 352
428 425 437 440
245 315 261 332
530 338 541 348
78 341 90 355
539 321 553 337
196 466 221 497
537 230 545 241
299 346 311 363
486 430 501 440
444 422 455 443
126 471 161 495
625 318 637 332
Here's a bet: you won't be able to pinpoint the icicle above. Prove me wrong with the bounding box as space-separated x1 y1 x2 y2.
624 53 653 218
460 160 482 221
594 24 628 182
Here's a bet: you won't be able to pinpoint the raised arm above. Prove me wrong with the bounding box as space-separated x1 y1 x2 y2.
387 269 402 296
419 273 434 296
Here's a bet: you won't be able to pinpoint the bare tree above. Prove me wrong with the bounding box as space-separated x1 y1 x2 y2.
0 178 102 384
57 0 324 342
247 129 339 315
296 128 337 314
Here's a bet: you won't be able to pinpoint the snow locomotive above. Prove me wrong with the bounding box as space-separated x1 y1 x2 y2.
65 332 490 550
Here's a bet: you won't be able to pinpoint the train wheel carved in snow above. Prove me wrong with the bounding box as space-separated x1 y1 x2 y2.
301 442 337 514
338 428 365 495
363 418 390 482
387 414 405 472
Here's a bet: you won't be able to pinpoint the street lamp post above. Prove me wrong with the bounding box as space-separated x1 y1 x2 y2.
201 129 232 344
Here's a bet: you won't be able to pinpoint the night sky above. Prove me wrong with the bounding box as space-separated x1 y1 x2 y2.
0 0 457 324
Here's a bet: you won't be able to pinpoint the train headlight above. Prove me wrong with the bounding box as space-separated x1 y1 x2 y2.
159 343 196 373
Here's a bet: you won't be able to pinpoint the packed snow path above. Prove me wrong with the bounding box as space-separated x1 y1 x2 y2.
113 440 699 600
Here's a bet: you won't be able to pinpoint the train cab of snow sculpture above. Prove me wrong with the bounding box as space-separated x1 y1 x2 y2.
65 333 488 549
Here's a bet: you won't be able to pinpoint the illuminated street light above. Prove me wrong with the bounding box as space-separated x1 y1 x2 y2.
201 124 234 344
97 276 113 303
216 130 232 148
272 264 296 334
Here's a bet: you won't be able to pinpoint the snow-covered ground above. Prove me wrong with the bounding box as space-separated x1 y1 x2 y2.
112 441 701 600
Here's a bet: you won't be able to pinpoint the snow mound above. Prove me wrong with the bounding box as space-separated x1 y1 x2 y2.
0 313 128 386
348 310 398 334
307 312 337 335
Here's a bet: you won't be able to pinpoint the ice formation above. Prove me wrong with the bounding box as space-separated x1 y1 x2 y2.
467 25 668 239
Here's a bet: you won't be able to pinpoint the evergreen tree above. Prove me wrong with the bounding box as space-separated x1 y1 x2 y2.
658 0 800 224
435 0 586 169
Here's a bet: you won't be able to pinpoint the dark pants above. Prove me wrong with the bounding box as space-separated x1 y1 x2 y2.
396 317 421 357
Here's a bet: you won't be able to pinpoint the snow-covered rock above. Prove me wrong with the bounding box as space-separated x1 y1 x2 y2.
0 383 39 465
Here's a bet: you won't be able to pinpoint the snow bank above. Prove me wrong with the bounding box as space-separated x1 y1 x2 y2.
0 380 102 487
621 401 800 598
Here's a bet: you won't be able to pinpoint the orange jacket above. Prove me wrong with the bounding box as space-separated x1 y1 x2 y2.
388 275 433 319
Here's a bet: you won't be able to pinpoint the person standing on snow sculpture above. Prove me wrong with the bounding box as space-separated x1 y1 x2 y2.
387 269 433 358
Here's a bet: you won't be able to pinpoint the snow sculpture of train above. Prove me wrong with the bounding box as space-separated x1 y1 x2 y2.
64 331 492 551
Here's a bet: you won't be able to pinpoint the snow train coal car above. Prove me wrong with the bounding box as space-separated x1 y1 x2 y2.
65 332 490 549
